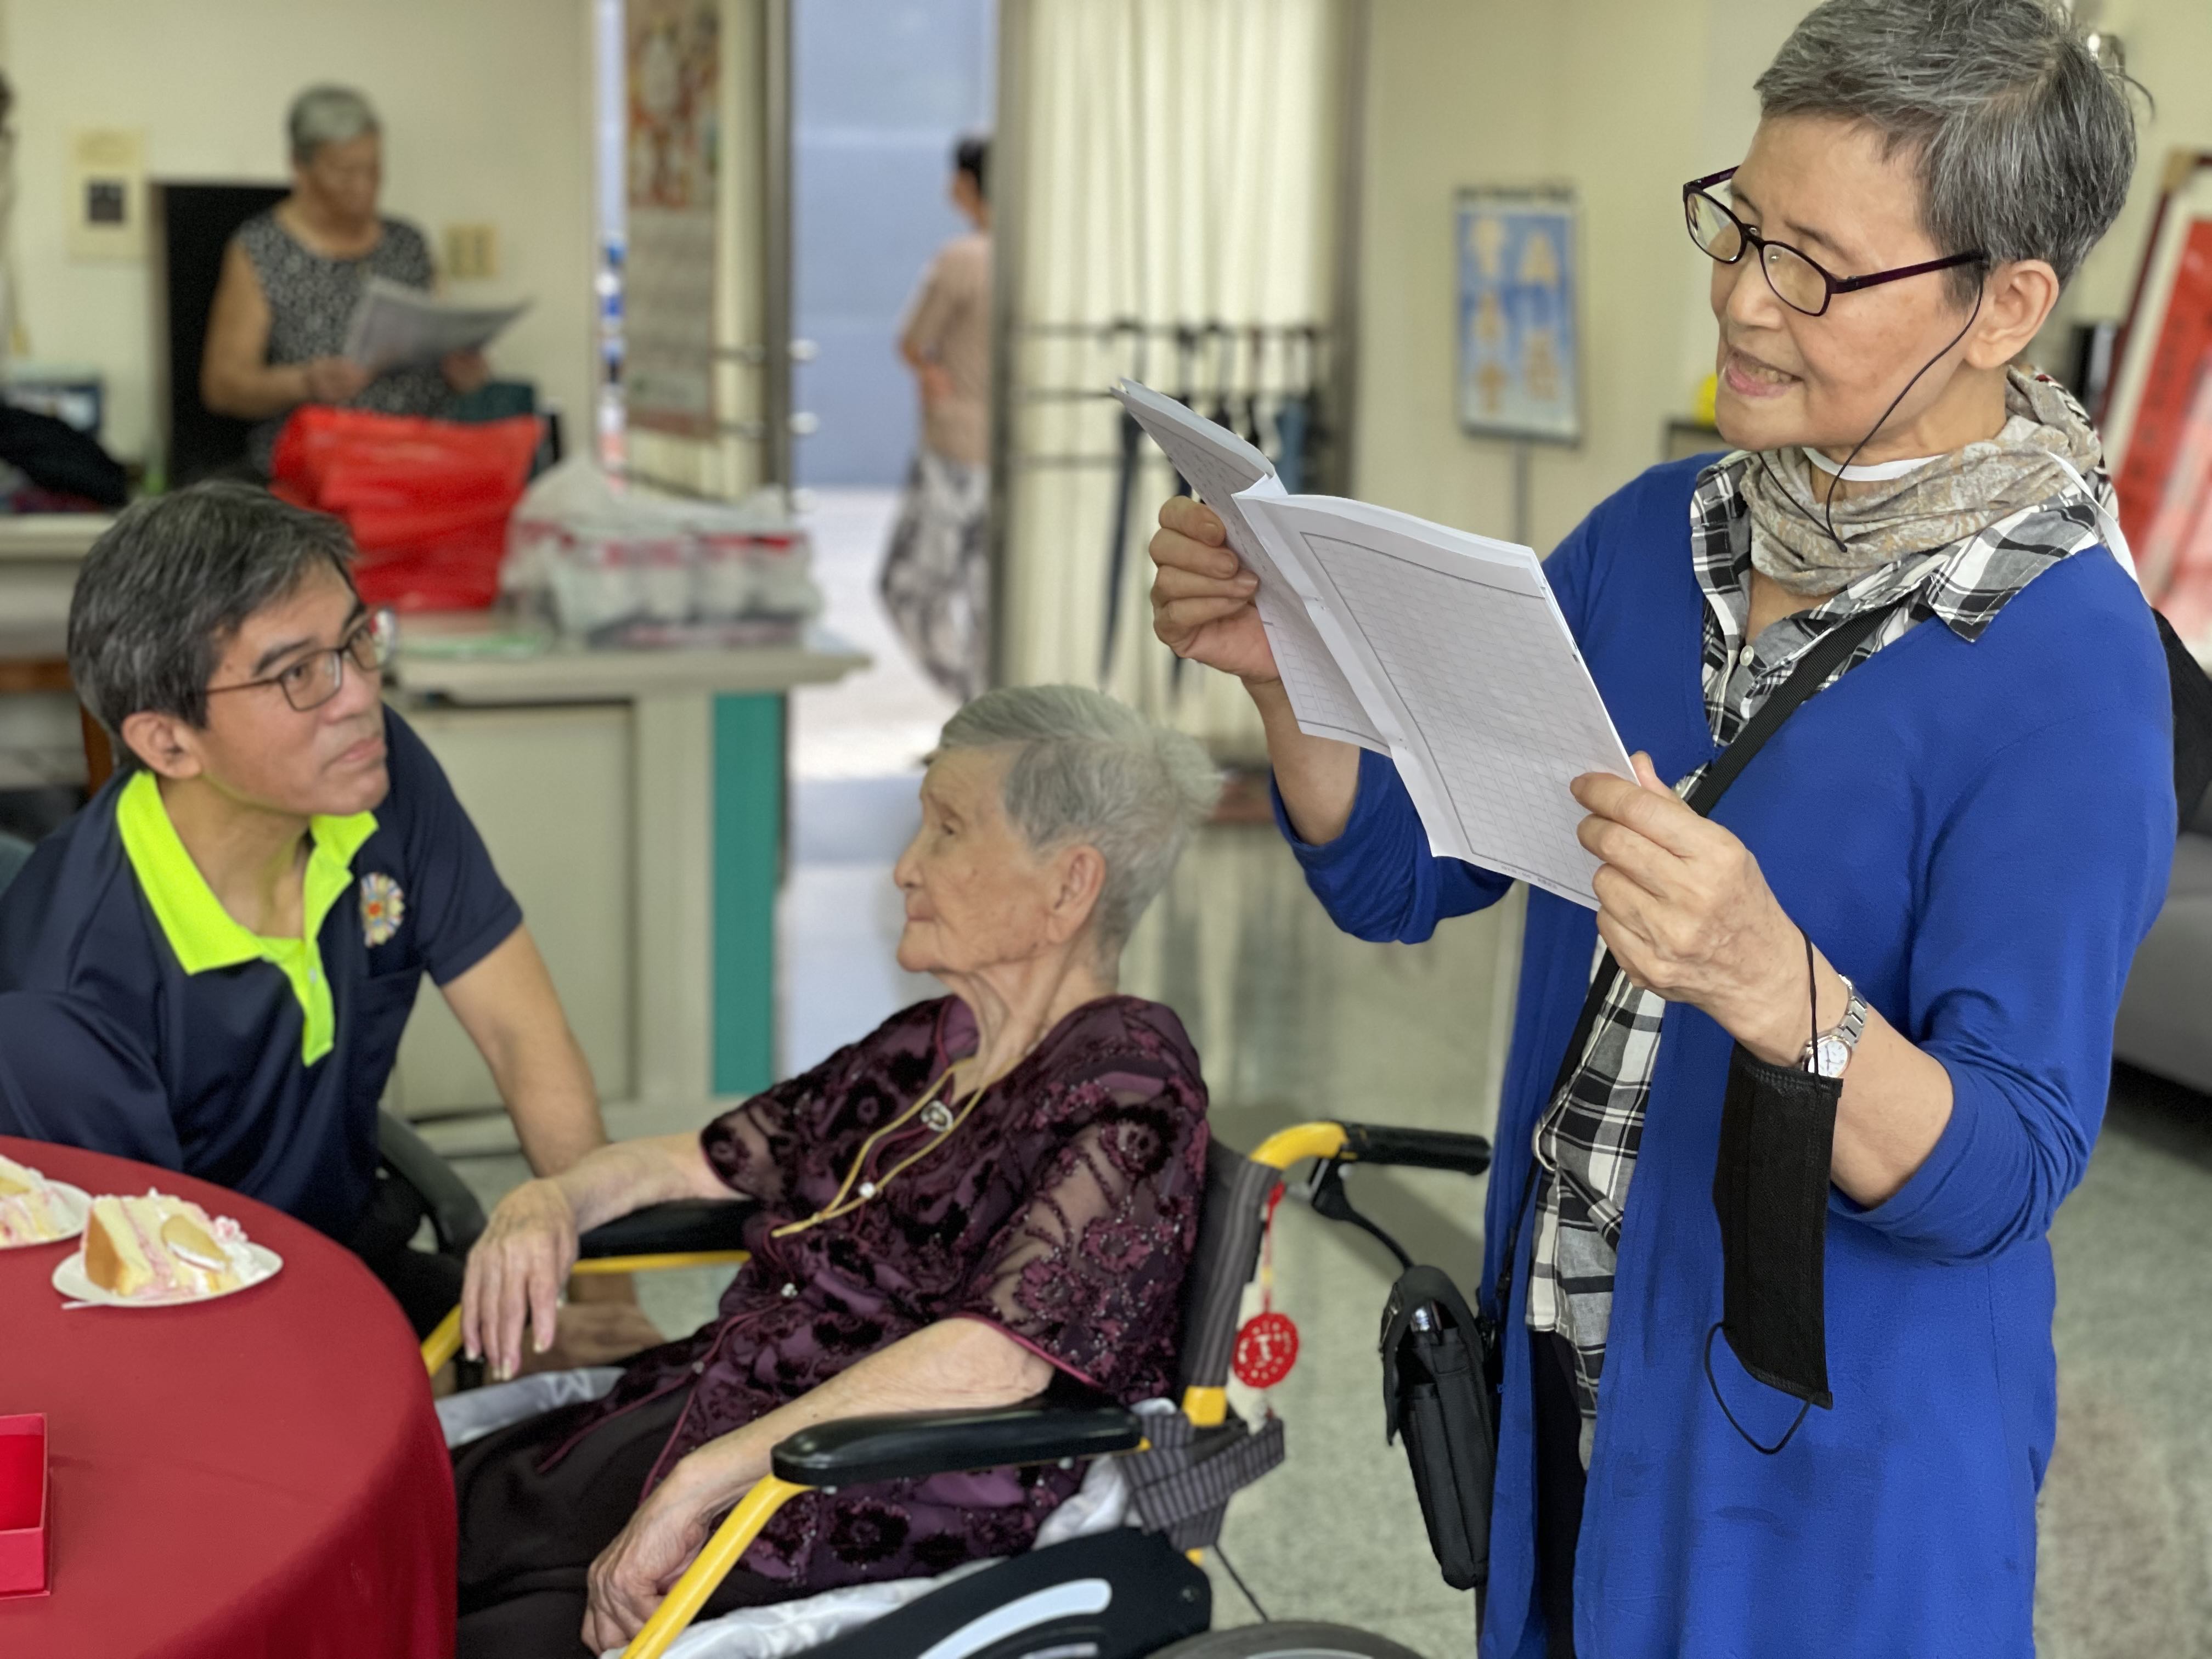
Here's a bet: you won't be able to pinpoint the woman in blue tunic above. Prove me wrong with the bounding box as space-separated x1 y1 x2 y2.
1150 3 2171 1655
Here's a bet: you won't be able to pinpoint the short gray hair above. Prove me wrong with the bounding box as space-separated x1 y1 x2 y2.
936 686 1221 952
69 483 357 767
1756 0 2142 300
288 84 380 165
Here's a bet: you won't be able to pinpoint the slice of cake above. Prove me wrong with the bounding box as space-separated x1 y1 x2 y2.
0 1152 75 1245
84 1193 247 1300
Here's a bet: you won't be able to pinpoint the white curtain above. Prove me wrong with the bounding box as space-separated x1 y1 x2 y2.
997 0 1341 755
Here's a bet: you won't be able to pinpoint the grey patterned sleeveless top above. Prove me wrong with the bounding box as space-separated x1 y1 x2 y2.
235 210 455 472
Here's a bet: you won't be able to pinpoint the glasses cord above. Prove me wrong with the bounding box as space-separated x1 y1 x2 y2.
1762 284 1987 555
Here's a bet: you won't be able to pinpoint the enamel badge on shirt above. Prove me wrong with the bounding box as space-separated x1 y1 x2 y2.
360 873 405 947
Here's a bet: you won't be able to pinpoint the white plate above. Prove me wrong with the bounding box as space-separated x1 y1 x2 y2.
0 1181 91 1250
51 1239 283 1307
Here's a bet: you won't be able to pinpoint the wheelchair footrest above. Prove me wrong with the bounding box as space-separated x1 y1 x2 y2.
799 1528 1210 1659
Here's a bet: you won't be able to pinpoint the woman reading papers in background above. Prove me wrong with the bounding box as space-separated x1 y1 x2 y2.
201 84 492 476
883 134 994 703
1150 3 2171 1655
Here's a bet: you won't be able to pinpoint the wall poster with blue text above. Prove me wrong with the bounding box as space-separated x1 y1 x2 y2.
1456 188 1581 444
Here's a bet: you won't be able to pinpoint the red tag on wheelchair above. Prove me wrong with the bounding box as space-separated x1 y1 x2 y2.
1233 1310 1300 1388
1232 1182 1299 1389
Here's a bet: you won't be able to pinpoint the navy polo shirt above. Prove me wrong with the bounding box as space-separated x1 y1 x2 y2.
0 706 521 1239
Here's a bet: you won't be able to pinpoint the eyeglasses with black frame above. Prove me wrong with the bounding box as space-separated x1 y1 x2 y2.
1683 167 1987 317
205 607 396 714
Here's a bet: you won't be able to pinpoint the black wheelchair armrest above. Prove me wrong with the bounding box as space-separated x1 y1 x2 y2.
376 1109 488 1255
770 1401 1144 1488
577 1197 759 1259
1339 1121 1493 1177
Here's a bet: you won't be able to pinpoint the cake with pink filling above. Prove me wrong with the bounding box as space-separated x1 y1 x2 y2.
0 1152 75 1245
84 1192 252 1300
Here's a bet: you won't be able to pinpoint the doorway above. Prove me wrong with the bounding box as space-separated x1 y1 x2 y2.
781 0 996 1066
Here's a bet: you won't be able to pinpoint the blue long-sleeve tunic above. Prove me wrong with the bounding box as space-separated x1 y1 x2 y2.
1279 457 2174 1657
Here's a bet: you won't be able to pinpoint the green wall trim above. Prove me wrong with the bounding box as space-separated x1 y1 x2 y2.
713 693 785 1097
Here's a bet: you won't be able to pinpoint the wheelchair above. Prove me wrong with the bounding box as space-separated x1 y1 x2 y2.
392 1111 1493 1659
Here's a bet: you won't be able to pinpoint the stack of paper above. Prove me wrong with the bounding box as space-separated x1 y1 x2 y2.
343 278 531 377
1114 379 1633 907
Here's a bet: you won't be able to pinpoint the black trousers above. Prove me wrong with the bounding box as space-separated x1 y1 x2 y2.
1532 1330 1587 1659
453 1388 778 1658
347 1166 466 1340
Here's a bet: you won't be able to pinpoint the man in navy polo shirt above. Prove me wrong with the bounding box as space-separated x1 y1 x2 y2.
0 483 647 1351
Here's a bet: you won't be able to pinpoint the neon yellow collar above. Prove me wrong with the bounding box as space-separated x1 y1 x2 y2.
116 771 378 1065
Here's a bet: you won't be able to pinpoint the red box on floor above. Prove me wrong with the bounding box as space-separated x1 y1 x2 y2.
0 1414 49 1597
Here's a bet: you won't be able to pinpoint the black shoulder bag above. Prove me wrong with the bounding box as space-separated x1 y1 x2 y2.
1380 601 1896 1598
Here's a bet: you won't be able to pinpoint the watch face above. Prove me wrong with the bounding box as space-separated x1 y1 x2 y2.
1814 1035 1852 1079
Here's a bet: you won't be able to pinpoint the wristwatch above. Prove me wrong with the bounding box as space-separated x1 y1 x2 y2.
1802 973 1868 1079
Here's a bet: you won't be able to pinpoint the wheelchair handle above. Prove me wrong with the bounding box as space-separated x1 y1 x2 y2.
1337 1122 1493 1177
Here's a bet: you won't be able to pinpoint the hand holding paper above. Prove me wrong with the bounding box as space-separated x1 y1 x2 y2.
1118 380 1385 750
342 278 531 377
1148 498 1273 679
1119 379 1634 907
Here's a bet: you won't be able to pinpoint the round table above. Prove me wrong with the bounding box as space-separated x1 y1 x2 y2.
0 1138 455 1658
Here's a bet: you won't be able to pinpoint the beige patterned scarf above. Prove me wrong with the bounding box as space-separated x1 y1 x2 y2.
1740 366 2106 596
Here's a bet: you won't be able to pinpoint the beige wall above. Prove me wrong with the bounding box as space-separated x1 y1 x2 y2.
1354 0 2209 554
1356 0 1717 552
2054 0 2212 333
0 0 597 466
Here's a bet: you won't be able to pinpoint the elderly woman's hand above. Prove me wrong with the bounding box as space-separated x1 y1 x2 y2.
582 1462 722 1652
461 1176 580 1380
1571 753 1810 1064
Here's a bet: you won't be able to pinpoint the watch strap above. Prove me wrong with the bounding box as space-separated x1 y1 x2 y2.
1801 973 1866 1077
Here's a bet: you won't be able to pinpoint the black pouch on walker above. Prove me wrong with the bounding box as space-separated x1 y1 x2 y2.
1380 1265 1494 1592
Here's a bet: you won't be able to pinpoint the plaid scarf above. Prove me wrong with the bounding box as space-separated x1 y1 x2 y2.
1524 436 2113 1464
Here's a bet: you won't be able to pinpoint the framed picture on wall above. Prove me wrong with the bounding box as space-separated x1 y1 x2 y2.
2101 150 2212 611
1455 187 1582 444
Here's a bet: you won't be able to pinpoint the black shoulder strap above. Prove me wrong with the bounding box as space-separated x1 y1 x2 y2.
1680 604 1894 815
2154 607 2212 831
1487 601 1898 1314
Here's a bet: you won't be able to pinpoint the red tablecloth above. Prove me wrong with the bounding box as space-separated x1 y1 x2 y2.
0 1138 454 1658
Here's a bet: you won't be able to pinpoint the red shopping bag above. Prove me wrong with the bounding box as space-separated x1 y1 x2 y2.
270 408 541 611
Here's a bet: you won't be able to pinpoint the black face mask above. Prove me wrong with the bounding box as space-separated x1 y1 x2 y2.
1706 931 1838 1454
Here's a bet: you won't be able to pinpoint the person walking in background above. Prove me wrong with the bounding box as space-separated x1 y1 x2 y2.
882 134 992 703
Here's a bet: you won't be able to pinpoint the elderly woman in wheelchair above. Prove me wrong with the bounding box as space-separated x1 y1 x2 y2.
449 686 1224 1656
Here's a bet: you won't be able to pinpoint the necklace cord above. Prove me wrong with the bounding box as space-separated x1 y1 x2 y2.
769 1057 1016 1240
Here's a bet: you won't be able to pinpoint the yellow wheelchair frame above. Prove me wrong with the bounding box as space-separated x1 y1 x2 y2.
420 1119 1480 1659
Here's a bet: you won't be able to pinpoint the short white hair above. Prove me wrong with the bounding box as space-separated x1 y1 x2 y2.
288 84 379 165
935 686 1221 951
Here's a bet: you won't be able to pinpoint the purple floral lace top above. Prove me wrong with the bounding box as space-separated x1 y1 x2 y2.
547 994 1209 1599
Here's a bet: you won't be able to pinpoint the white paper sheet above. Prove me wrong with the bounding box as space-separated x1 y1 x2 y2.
1240 494 1634 907
342 277 531 376
1112 380 1385 751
